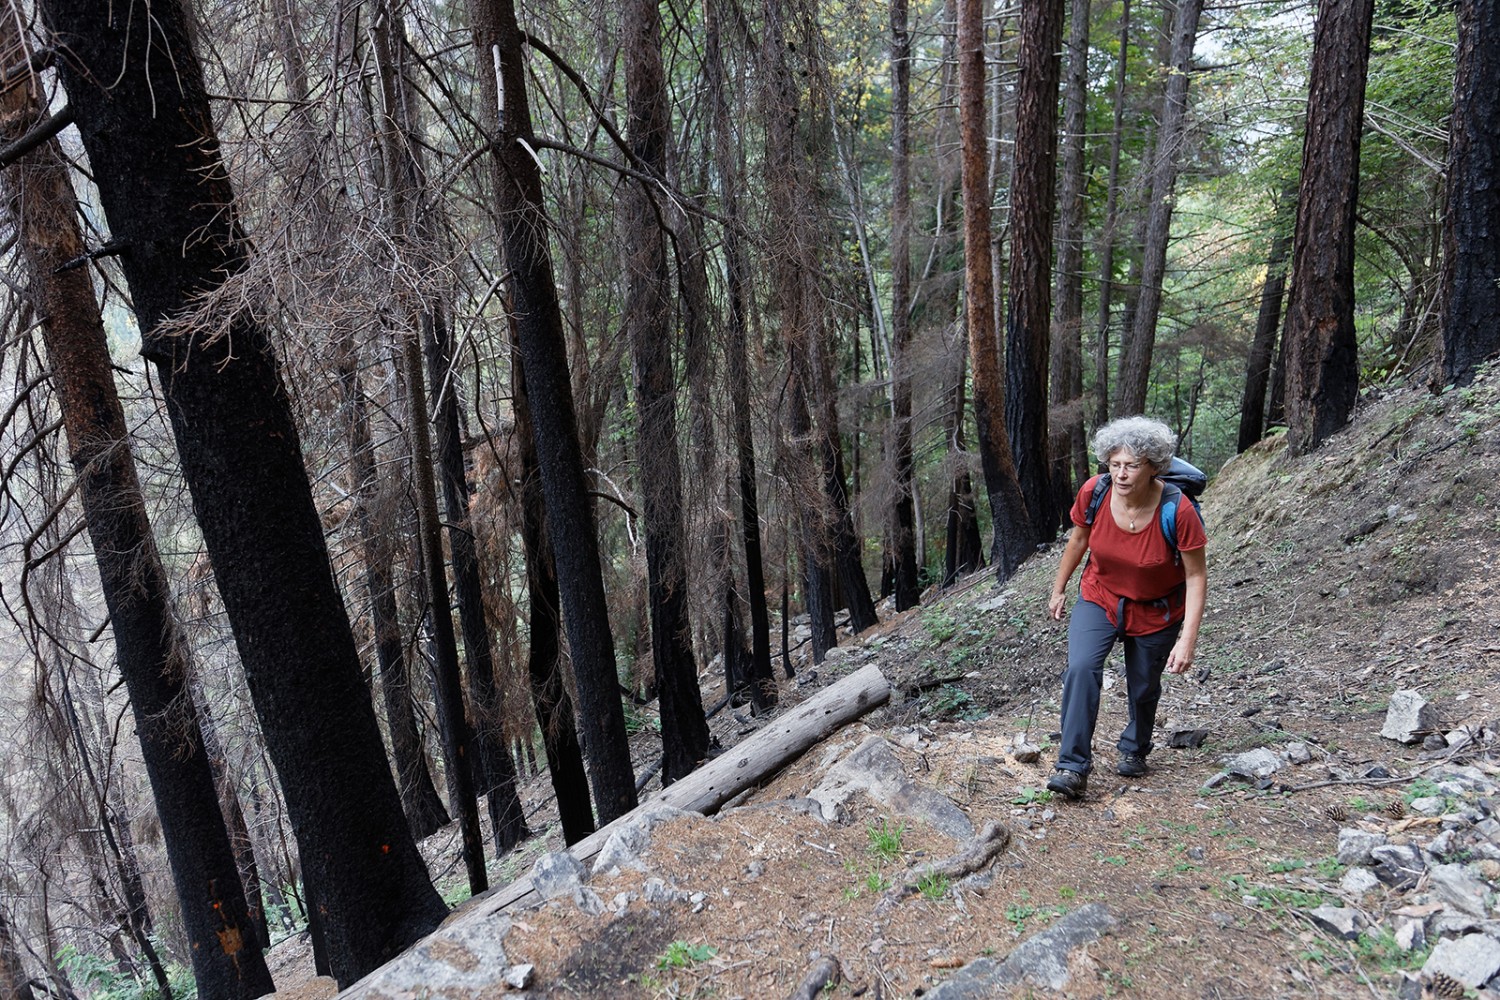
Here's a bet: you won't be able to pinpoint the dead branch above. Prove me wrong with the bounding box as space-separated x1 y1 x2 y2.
877 820 1011 912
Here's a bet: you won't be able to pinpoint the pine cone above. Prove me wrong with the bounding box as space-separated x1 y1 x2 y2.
1323 802 1349 823
1386 800 1406 819
1427 972 1465 999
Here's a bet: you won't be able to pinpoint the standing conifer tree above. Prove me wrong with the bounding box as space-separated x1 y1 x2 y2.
36 1 448 984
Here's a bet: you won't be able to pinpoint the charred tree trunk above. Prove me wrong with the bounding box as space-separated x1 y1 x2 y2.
510 324 597 846
707 0 775 708
1237 197 1294 452
1116 0 1203 418
889 0 922 611
468 0 638 822
1050 0 1091 522
337 356 451 840
1283 0 1374 454
959 0 1034 578
0 907 33 1000
421 310 528 853
1439 0 1500 387
36 2 448 984
1004 0 1065 539
621 0 711 784
1093 0 1131 427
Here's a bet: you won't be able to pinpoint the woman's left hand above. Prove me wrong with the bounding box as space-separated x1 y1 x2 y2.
1165 638 1195 675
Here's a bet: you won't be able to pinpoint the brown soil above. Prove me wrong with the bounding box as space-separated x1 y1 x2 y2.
283 368 1500 999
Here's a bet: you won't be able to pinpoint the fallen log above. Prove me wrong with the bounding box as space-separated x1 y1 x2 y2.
336 664 891 998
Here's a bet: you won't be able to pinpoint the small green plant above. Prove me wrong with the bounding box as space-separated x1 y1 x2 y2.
866 869 892 894
1266 858 1306 874
1353 928 1431 974
922 609 958 643
917 872 951 900
1012 786 1053 805
1347 795 1379 812
1095 853 1127 867
867 818 906 861
1315 857 1347 880
657 940 717 970
1058 885 1077 901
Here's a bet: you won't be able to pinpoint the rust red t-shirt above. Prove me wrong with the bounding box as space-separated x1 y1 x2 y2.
1071 475 1206 636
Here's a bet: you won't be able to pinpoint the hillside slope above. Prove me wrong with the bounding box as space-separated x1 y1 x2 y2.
290 367 1500 1000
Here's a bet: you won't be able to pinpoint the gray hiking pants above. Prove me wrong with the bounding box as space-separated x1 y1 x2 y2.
1056 598 1182 774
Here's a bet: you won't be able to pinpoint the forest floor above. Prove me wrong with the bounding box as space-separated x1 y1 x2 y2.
276 364 1500 1000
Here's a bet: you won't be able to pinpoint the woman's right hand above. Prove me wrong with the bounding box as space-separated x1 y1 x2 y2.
1048 592 1068 620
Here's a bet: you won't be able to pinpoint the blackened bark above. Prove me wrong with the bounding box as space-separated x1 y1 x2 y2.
1094 0 1131 427
35 3 448 984
1283 0 1374 454
0 908 32 1000
468 0 638 822
1439 0 1500 387
510 328 596 846
337 357 450 840
889 0 922 611
707 0 775 707
402 334 489 894
621 0 711 784
959 0 1035 578
421 311 528 852
1117 0 1203 418
1237 199 1294 451
1004 0 1065 539
1050 0 1091 525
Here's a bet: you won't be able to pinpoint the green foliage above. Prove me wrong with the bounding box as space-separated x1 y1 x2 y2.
867 818 906 861
916 871 950 901
921 608 958 643
922 683 985 721
56 945 197 1000
657 940 717 969
1012 787 1054 806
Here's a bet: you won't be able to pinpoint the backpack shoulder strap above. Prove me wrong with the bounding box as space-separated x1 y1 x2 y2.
1158 481 1185 560
1083 474 1112 526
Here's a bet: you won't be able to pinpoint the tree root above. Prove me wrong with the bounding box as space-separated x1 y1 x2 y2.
788 955 842 1000
876 820 1011 913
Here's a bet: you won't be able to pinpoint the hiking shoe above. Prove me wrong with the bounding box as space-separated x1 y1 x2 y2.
1116 752 1149 777
1046 769 1088 800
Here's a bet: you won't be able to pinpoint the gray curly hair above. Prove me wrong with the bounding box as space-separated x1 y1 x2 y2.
1091 416 1177 471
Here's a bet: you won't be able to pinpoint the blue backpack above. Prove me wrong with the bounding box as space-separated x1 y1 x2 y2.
1082 456 1206 562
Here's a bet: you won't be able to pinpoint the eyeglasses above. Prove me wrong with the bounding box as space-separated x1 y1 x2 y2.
1107 461 1145 474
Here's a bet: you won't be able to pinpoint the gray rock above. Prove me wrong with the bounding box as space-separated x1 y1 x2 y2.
1201 771 1230 790
924 904 1117 998
1394 918 1426 953
1011 741 1042 764
1340 867 1382 897
1425 830 1458 861
1396 971 1423 1000
1372 844 1426 889
532 851 587 901
1168 728 1209 749
1209 912 1234 929
642 877 688 905
1422 934 1500 989
1223 748 1285 780
350 915 514 994
1336 828 1389 866
1382 690 1437 744
1424 733 1449 751
1409 796 1447 817
591 804 700 874
809 736 974 842
1429 864 1493 919
572 887 606 916
1286 742 1314 765
1432 912 1487 937
504 964 536 989
1307 905 1365 940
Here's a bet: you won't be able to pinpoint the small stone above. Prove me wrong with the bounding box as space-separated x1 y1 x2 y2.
1422 934 1500 989
503 964 536 990
1336 828 1389 866
1286 742 1313 765
1395 971 1423 1000
1410 796 1447 816
1187 846 1206 861
1394 918 1426 953
1424 733 1450 751
1372 844 1426 889
1168 728 1210 749
1425 830 1458 861
1307 905 1365 940
1224 748 1285 780
1364 765 1393 779
573 887 605 916
745 861 765 879
531 851 587 901
1340 867 1382 896
1041 808 1056 822
1382 690 1438 744
1209 911 1234 929
1012 741 1042 764
1202 771 1230 790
